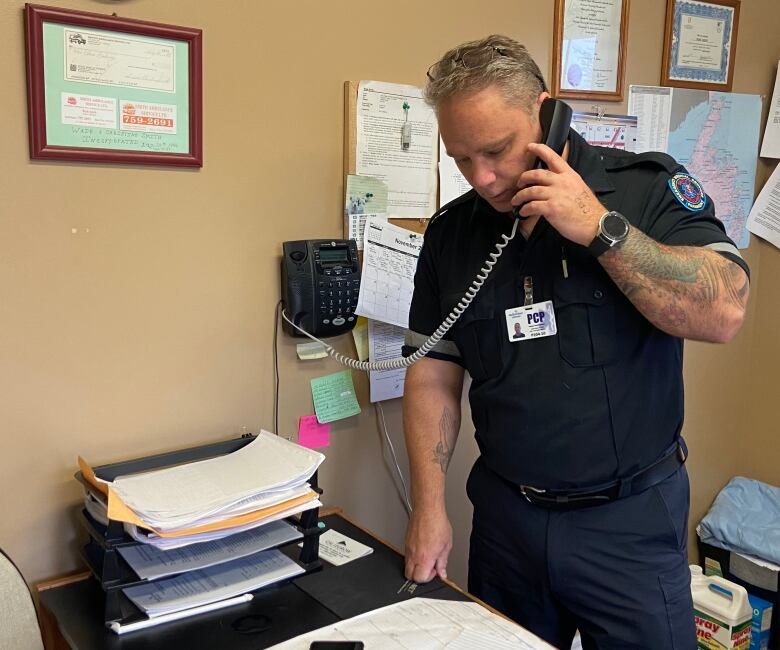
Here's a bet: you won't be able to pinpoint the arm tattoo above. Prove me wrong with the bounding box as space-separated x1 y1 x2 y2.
432 407 457 474
605 226 749 334
718 259 750 308
617 232 703 284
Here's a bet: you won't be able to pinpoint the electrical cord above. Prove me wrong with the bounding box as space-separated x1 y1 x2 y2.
273 300 282 436
375 401 412 515
281 216 519 370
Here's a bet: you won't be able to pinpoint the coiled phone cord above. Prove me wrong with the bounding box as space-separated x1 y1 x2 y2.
281 217 520 371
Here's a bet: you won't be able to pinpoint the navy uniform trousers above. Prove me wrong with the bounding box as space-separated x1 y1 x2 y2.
466 458 697 650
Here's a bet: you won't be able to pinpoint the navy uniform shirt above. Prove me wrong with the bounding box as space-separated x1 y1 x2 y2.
404 130 749 490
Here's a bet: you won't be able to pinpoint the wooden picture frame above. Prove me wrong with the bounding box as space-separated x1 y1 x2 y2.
552 0 630 102
24 4 203 167
661 0 740 91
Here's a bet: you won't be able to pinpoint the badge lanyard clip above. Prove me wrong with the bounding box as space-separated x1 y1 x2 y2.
523 276 534 306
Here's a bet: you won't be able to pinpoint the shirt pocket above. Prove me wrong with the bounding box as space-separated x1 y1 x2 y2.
443 285 503 381
553 274 617 368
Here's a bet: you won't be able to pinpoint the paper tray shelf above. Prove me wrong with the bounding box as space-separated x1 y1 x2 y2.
75 433 323 627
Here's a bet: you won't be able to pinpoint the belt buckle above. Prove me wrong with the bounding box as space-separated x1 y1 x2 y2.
519 485 546 504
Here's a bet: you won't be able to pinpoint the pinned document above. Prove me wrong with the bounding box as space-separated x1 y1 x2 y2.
346 175 388 251
760 61 780 158
356 80 438 218
298 415 331 449
355 218 422 329
368 319 406 402
311 370 361 423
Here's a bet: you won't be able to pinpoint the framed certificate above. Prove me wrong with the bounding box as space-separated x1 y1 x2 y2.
552 0 630 102
24 4 202 167
661 0 740 91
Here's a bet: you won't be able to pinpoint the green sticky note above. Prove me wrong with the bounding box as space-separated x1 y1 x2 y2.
311 370 361 423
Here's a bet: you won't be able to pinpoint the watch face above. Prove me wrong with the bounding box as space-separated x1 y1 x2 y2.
603 212 629 239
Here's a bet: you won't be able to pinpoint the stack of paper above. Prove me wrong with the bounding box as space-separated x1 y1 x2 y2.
90 431 324 546
123 548 305 617
118 519 303 580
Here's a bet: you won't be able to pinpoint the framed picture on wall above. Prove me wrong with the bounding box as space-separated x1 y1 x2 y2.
661 0 740 91
24 4 203 167
552 0 630 102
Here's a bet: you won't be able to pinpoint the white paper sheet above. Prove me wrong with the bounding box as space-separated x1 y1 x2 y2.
298 529 374 566
368 319 406 402
747 162 780 249
355 218 422 328
118 519 302 580
628 85 672 153
123 548 304 617
267 597 555 649
439 136 472 208
356 81 438 218
760 61 780 158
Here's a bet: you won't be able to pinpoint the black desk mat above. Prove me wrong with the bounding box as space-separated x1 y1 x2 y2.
294 550 445 619
295 514 455 619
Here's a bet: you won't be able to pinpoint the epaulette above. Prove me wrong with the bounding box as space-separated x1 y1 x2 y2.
600 150 682 175
428 189 477 226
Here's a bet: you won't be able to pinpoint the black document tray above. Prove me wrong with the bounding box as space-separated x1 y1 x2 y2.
74 433 323 627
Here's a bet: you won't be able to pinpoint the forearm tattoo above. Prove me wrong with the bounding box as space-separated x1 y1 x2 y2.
432 407 457 474
605 227 748 332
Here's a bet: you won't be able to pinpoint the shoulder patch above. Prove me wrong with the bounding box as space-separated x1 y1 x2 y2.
668 173 707 211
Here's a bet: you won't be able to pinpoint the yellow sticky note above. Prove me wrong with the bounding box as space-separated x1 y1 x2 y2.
296 341 328 360
352 316 369 362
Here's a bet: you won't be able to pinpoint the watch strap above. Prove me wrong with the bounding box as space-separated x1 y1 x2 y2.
587 211 629 258
586 233 612 258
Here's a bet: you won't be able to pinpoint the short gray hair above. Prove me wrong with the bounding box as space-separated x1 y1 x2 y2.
424 35 547 115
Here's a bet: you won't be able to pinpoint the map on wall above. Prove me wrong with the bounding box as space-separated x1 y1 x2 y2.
629 86 762 249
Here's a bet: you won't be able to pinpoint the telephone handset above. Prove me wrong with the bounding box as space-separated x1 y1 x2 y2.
512 98 573 220
281 99 574 371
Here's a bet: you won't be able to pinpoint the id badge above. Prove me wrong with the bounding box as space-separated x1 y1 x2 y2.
505 300 557 341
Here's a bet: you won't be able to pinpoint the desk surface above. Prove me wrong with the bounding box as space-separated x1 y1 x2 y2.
38 513 467 650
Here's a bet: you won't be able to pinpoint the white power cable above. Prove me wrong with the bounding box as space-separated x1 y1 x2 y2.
281 217 519 370
375 402 412 515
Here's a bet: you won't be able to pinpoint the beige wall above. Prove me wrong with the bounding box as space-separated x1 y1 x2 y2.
0 0 777 590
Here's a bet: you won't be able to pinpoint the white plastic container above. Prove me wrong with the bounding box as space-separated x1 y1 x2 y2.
691 565 753 650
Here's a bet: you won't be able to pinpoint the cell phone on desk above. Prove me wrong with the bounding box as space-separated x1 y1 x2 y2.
512 97 573 220
309 642 364 649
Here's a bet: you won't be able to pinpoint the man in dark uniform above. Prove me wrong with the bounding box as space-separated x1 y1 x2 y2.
401 35 750 649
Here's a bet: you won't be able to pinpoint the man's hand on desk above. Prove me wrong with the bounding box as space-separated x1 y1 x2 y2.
404 507 452 583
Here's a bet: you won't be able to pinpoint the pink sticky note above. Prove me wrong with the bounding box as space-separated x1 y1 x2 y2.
298 415 331 449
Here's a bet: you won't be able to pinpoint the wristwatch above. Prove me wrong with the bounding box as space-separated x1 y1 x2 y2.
587 210 630 257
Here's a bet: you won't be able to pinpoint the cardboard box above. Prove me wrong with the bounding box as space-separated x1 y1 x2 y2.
699 540 779 650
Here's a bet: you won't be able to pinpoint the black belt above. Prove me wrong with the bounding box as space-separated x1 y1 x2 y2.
517 439 688 511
